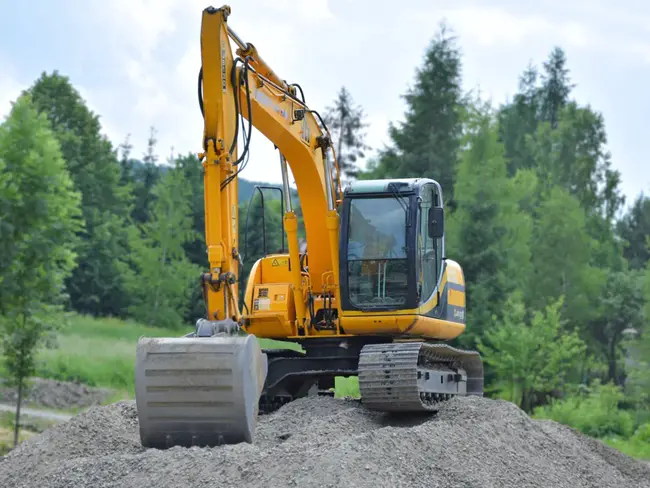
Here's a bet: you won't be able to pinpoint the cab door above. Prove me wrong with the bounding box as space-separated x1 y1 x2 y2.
417 183 444 305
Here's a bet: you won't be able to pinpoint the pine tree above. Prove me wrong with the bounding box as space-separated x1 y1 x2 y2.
132 126 162 224
322 86 370 180
539 47 573 129
118 134 135 187
616 193 650 270
121 162 200 328
360 21 464 207
497 64 541 176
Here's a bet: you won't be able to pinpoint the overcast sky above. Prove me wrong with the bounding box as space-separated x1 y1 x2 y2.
1 0 648 208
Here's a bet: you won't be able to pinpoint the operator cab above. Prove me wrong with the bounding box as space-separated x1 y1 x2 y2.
339 178 445 312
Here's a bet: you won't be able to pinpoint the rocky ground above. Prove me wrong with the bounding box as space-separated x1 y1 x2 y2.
0 395 648 488
0 378 115 412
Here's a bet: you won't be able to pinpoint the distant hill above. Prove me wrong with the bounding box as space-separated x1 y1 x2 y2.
238 178 298 204
128 159 297 205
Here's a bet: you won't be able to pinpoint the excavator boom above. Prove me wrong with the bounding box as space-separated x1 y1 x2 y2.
135 5 340 448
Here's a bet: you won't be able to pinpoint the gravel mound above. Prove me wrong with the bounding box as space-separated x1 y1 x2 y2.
0 378 115 410
1 396 649 488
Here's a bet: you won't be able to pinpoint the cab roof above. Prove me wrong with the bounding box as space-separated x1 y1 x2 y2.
343 178 437 196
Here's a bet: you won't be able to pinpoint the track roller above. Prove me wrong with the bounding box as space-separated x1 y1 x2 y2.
357 342 483 412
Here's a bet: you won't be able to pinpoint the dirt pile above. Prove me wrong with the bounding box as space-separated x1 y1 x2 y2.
0 378 115 411
1 395 648 488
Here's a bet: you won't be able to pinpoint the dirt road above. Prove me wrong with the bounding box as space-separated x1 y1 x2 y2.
0 404 72 423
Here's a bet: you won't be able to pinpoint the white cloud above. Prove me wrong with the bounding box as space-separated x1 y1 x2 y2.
0 72 22 121
259 0 334 22
438 8 554 46
559 22 590 48
75 84 130 148
104 0 180 61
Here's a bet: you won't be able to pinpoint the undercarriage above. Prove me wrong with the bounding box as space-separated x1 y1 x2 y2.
134 330 483 449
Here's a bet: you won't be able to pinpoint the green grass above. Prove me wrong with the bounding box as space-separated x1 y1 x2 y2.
0 412 42 455
35 314 185 395
602 437 650 460
335 376 360 398
34 313 359 399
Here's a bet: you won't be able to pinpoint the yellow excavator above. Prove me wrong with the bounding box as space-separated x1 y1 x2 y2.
134 5 483 449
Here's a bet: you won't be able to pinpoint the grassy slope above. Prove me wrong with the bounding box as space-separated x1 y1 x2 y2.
34 313 360 399
602 437 650 460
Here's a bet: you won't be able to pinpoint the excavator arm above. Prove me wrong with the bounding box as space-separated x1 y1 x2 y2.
134 5 343 449
199 6 341 329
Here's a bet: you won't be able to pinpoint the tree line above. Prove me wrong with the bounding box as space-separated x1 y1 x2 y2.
356 26 650 432
1 21 650 441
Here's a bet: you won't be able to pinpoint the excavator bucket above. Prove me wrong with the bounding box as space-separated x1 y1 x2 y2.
134 334 268 448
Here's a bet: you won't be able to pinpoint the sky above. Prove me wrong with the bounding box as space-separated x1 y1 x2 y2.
1 0 649 208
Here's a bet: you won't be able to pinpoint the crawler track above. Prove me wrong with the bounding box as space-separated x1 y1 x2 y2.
358 342 484 412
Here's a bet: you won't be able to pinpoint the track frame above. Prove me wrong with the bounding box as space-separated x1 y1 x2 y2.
259 337 484 414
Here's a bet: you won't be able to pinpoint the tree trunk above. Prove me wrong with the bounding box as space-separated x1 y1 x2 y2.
13 380 23 448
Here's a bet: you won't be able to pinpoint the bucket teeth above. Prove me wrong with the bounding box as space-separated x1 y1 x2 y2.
134 334 268 448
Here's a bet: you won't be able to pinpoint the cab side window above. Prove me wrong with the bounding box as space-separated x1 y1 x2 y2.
418 185 440 302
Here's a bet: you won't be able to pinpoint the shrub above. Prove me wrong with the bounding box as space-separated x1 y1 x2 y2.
533 380 635 438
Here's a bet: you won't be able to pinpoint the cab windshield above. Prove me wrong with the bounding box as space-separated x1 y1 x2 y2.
346 197 409 309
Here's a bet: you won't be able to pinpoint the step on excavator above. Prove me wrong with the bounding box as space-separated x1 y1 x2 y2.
134 5 484 449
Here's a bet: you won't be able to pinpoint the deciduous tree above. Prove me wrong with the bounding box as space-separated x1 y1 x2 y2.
24 71 132 317
0 95 83 445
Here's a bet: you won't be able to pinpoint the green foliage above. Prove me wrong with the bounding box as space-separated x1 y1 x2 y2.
623 263 650 404
529 102 623 221
477 293 588 412
602 436 650 461
238 189 285 301
334 377 360 398
534 381 636 439
589 268 645 384
447 101 532 346
24 71 133 317
527 186 603 326
361 22 464 208
33 313 185 392
120 162 201 328
131 127 162 225
497 65 541 176
617 193 650 270
0 94 83 445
